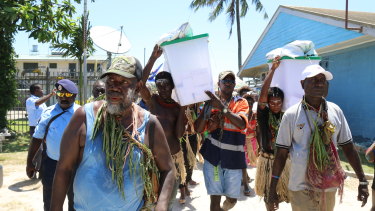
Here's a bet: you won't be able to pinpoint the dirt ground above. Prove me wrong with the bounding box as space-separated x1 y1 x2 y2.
0 151 373 211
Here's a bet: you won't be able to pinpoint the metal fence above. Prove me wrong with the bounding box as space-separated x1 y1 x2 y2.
7 69 101 134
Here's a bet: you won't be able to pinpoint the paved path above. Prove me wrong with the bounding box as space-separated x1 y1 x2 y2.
172 164 372 211
0 160 372 210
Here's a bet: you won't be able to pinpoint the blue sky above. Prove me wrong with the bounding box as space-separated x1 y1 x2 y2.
13 0 375 78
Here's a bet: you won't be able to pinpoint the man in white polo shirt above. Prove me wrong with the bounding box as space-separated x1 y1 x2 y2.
266 64 369 211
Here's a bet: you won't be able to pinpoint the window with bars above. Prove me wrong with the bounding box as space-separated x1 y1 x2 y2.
87 63 95 72
23 63 38 71
49 63 57 68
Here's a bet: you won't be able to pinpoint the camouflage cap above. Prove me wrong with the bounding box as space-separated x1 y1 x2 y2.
100 56 143 81
218 70 236 81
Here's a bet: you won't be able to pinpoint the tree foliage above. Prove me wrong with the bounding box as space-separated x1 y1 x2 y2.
190 0 268 69
0 0 80 129
52 14 95 104
0 23 17 130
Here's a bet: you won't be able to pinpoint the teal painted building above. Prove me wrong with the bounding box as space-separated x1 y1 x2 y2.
239 6 375 142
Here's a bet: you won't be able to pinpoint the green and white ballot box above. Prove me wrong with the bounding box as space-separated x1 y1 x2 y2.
161 33 214 106
268 56 321 111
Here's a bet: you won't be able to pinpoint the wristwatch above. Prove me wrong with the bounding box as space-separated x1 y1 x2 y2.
359 181 369 185
222 107 229 114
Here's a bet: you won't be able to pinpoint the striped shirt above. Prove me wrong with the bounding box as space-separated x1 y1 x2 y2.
200 96 249 169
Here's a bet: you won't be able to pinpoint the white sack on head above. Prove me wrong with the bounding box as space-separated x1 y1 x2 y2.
288 40 317 56
266 40 320 111
266 40 318 60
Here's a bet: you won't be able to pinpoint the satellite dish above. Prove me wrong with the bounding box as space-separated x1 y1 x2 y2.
90 26 131 54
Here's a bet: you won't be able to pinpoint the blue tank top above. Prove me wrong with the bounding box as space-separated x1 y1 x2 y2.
74 102 150 211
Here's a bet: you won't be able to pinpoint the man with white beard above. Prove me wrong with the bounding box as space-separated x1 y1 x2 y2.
50 56 176 211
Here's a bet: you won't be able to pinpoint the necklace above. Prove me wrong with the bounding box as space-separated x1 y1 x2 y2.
304 102 320 113
220 95 232 106
302 100 330 172
156 95 178 108
217 96 232 141
268 111 283 142
92 102 159 203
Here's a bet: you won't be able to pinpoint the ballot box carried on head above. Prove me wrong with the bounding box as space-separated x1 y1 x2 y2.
161 34 214 106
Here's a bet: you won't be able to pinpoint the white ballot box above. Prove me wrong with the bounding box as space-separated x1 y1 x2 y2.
268 56 321 111
161 34 214 106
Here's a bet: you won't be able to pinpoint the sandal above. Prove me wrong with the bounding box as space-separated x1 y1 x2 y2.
179 198 186 204
189 180 199 186
244 189 252 196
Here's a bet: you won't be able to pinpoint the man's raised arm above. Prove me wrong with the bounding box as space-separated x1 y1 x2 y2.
139 45 163 105
35 89 56 106
258 56 280 110
141 45 162 84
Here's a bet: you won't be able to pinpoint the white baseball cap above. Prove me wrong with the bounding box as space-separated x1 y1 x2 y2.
301 64 333 81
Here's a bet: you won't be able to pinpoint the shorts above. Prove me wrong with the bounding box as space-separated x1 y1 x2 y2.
203 160 242 199
289 189 336 211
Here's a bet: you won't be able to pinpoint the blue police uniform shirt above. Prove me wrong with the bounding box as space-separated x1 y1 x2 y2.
33 103 80 161
26 95 47 127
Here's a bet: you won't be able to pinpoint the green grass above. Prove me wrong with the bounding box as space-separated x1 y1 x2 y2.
338 148 374 175
1 134 30 153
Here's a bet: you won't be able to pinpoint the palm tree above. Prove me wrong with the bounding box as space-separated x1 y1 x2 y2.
190 0 268 70
52 14 95 104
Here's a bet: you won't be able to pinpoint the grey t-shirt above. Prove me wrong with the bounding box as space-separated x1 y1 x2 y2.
276 101 352 191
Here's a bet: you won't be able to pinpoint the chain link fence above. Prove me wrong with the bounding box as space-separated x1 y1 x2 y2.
7 69 101 134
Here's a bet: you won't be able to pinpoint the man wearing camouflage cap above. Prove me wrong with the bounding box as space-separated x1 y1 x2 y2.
26 79 80 211
50 56 175 211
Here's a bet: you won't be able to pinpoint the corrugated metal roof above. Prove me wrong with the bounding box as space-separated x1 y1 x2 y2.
283 6 375 28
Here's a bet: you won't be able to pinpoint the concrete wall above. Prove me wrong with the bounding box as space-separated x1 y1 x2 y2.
326 44 375 141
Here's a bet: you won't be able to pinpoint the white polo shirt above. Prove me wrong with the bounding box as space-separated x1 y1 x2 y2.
276 101 352 191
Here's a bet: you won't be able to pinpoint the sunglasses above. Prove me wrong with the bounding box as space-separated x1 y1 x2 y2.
220 79 235 85
56 92 74 97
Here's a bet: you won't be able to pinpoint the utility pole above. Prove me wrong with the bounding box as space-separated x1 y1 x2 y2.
83 0 88 103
